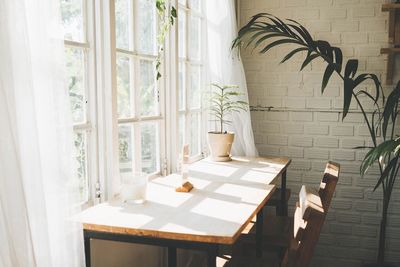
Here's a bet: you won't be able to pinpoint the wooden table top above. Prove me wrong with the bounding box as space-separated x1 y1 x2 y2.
189 156 291 185
79 156 290 245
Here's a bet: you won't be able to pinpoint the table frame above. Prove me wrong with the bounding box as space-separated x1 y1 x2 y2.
83 208 265 267
83 162 288 267
280 171 288 216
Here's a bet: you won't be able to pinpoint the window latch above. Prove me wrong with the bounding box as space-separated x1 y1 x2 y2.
95 181 102 200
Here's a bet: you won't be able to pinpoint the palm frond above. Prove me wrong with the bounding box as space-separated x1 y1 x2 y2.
232 13 384 121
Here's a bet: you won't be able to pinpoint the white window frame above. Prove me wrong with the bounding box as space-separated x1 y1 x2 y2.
114 0 166 178
174 0 206 165
61 0 210 203
63 0 99 205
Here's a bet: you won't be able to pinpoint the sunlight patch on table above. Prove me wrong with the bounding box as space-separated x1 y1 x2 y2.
239 170 276 184
190 198 254 223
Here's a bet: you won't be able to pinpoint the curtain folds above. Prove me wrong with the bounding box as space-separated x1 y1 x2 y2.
0 0 83 266
205 0 258 157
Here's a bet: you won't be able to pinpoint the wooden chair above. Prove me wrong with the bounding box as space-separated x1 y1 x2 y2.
283 161 339 267
225 161 340 267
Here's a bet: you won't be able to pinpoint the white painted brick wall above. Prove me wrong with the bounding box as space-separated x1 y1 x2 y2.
240 0 400 265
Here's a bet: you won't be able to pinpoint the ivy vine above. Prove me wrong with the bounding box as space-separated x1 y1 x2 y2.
156 0 177 80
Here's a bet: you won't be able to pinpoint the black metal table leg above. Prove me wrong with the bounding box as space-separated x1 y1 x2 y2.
84 230 91 267
256 208 264 258
83 230 221 267
168 247 177 267
281 170 288 216
207 245 218 267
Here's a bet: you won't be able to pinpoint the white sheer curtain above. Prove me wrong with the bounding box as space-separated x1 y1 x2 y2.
0 0 83 266
206 0 258 157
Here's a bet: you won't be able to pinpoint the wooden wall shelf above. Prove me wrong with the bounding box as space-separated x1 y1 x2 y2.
382 3 400 11
381 3 400 84
381 48 400 54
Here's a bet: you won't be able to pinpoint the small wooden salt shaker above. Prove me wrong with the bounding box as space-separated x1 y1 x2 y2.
175 144 194 192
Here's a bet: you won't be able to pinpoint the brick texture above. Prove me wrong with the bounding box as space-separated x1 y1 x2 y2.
240 0 400 265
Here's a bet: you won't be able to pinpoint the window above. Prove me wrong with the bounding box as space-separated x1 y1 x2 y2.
177 0 204 158
115 0 164 176
60 0 208 202
61 0 97 202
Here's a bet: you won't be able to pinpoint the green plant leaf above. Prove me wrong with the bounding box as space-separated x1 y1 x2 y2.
260 39 302 54
280 47 308 64
300 53 319 71
343 77 354 120
353 73 382 104
268 17 287 32
275 16 296 37
156 0 164 12
353 73 368 87
209 83 248 130
316 40 331 57
360 139 400 175
333 47 343 72
382 81 400 138
245 31 271 48
369 74 382 104
344 59 358 78
171 6 177 17
254 33 291 48
371 110 378 144
373 157 398 191
322 64 335 93
356 90 377 104
287 19 314 45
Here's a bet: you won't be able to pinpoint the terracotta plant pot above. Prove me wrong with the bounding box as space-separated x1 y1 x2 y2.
207 132 234 162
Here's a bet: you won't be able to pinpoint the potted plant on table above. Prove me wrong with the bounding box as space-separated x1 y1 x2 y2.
208 83 248 162
232 13 399 266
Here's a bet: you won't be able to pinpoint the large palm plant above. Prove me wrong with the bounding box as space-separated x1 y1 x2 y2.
232 13 400 264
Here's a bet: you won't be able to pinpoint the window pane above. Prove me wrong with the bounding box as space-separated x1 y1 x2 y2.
74 131 88 202
189 66 201 109
189 113 201 156
140 60 158 116
141 123 159 174
117 56 133 118
115 0 131 50
178 10 186 59
137 0 156 55
119 125 134 174
179 62 185 111
179 0 186 6
61 0 84 42
189 16 200 60
189 0 201 12
178 114 185 152
65 47 86 123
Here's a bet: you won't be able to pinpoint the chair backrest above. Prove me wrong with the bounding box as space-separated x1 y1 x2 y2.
284 161 340 267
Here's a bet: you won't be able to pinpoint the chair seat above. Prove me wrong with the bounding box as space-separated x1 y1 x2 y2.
265 188 291 207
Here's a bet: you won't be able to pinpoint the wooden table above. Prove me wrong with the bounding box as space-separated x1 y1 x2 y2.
79 156 291 267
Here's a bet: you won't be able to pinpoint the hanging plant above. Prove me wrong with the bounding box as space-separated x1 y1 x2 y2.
156 0 177 80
